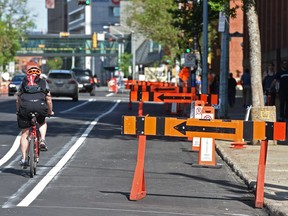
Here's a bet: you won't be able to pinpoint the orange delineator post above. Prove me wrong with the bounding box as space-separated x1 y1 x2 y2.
255 139 268 208
130 101 147 200
198 106 217 167
129 134 147 201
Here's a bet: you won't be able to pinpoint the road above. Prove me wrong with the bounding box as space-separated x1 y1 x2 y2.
0 88 269 216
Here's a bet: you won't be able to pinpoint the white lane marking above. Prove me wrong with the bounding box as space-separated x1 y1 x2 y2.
60 99 96 113
2 135 78 208
0 132 21 167
106 93 114 97
17 100 121 207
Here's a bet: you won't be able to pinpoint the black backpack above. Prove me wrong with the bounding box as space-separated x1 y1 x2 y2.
19 75 48 117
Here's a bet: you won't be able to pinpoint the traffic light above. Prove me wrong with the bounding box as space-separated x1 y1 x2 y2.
78 0 90 5
59 32 70 37
185 47 191 53
92 32 97 48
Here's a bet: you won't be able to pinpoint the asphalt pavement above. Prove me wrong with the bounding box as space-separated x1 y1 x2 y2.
216 94 288 216
105 85 288 215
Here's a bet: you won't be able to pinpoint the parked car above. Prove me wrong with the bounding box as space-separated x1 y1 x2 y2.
46 70 79 101
71 68 95 95
8 74 26 96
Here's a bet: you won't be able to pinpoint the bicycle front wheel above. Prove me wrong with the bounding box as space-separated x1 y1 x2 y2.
29 138 36 178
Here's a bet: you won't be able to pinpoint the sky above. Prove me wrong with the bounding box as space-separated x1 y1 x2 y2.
27 0 48 32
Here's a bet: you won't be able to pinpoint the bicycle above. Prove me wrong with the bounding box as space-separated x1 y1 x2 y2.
27 112 41 178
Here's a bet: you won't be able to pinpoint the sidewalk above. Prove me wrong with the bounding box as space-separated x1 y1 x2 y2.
216 96 288 215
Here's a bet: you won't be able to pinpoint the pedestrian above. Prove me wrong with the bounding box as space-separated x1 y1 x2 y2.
228 73 237 108
210 74 219 94
262 62 276 105
270 60 288 121
240 68 252 108
195 75 202 94
178 67 190 87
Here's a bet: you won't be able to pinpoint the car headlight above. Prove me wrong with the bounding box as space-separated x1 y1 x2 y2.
9 84 16 88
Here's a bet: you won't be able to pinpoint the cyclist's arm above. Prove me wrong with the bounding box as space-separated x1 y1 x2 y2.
16 93 20 112
16 84 23 113
46 92 53 115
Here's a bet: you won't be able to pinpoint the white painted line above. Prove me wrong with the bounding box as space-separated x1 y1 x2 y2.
17 100 121 207
0 132 21 167
60 99 96 113
106 93 114 97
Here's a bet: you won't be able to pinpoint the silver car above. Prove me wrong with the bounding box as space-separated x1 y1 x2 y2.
46 70 79 101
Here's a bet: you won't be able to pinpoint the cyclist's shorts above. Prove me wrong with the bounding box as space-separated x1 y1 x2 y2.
17 114 46 129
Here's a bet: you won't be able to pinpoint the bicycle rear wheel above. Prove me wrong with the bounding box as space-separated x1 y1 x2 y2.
29 138 36 178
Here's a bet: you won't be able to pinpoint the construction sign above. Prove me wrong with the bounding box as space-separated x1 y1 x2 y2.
128 85 196 93
122 116 286 141
130 91 218 104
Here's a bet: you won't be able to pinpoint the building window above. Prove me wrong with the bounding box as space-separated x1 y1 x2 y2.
110 7 120 17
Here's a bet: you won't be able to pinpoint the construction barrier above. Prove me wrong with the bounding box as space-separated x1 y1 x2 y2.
121 115 286 208
108 78 118 93
198 106 217 167
190 100 205 151
129 91 218 104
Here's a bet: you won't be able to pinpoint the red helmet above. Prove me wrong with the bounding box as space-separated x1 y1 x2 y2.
26 61 41 75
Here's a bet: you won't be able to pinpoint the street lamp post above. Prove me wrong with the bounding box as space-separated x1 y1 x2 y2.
103 26 124 67
114 24 136 80
131 31 136 80
104 24 136 80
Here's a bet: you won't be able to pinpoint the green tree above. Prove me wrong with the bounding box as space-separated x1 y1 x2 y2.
128 0 264 109
47 57 63 70
0 0 35 69
127 0 180 61
119 53 132 78
127 0 230 63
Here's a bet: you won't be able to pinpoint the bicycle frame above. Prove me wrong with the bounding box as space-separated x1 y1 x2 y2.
27 113 40 177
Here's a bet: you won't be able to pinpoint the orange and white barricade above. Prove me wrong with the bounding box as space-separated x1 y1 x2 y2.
197 106 218 167
190 100 205 151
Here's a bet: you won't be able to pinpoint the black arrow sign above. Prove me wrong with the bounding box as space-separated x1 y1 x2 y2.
157 94 192 101
173 121 236 135
155 87 176 91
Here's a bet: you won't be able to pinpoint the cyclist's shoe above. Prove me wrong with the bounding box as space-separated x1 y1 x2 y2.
39 139 48 151
19 160 28 169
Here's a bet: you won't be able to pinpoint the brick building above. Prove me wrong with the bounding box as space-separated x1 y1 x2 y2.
243 0 288 72
229 0 243 79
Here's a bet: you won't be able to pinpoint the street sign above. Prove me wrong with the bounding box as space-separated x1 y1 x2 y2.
218 12 226 32
184 53 196 67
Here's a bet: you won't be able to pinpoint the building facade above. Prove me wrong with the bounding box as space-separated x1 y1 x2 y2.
243 0 288 72
47 0 67 33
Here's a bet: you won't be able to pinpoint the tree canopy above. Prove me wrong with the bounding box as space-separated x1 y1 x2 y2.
0 0 35 69
127 0 240 63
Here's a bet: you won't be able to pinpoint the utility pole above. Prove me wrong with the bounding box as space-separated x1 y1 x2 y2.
202 0 208 94
219 12 229 118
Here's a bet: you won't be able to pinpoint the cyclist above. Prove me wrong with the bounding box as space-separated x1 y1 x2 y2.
16 61 54 167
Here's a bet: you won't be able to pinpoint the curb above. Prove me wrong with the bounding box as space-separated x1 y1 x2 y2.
216 142 287 216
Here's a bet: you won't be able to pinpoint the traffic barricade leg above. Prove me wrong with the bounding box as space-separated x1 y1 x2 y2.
255 139 268 208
